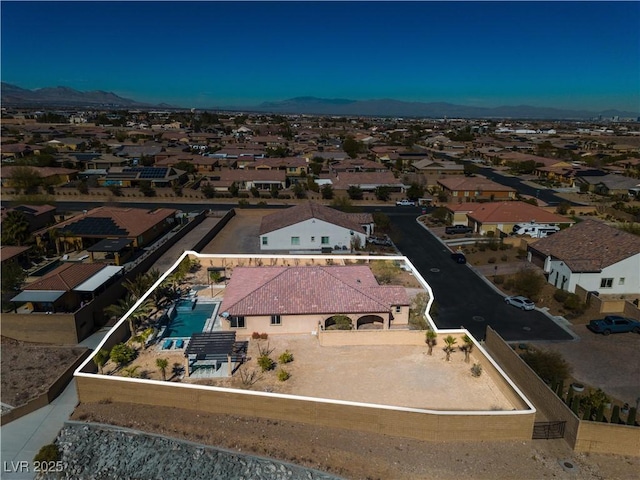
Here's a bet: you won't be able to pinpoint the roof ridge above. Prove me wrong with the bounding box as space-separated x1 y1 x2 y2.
222 266 288 313
319 266 390 310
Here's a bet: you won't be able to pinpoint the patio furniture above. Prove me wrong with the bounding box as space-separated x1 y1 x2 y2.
162 339 173 349
175 339 184 349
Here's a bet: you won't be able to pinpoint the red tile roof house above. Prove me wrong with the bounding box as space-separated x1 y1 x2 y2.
329 171 406 193
437 176 517 202
528 220 640 295
218 265 410 334
465 201 574 236
33 206 177 255
259 202 373 252
202 169 287 193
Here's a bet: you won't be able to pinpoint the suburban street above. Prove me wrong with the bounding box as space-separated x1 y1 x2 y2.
375 206 575 342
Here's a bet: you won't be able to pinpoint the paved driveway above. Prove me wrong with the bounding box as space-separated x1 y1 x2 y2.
382 208 574 342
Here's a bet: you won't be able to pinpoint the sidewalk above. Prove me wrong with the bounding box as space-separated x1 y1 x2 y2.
0 328 111 480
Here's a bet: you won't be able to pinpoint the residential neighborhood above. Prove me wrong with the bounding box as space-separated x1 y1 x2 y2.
1 107 639 479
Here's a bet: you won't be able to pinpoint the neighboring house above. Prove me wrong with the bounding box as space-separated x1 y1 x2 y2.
528 220 640 294
202 169 286 193
154 155 220 173
114 144 163 158
218 265 410 333
1 204 57 232
329 171 406 193
259 202 373 252
329 158 388 173
46 137 86 150
0 166 78 188
465 201 574 236
437 176 517 201
576 174 640 197
34 206 177 253
11 262 122 314
412 159 464 175
248 157 309 178
0 245 31 270
98 166 187 188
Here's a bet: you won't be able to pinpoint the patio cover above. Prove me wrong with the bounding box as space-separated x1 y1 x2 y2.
11 290 66 303
86 238 133 253
73 265 123 292
185 332 247 362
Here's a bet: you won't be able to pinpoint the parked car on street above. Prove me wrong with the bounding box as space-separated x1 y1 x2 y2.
451 252 467 264
396 199 416 206
587 315 640 335
445 225 473 235
504 295 535 310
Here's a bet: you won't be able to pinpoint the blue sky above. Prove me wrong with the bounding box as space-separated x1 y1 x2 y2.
2 1 639 112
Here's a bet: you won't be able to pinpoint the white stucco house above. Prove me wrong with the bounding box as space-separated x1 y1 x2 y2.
528 219 640 295
259 202 374 252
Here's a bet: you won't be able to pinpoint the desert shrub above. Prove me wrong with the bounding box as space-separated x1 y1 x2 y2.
257 355 275 372
251 332 261 339
278 350 294 364
494 275 504 284
471 363 483 377
277 369 291 381
563 293 586 312
109 343 136 366
488 257 497 264
512 268 545 300
500 255 508 262
488 239 499 251
520 348 572 383
238 198 250 208
259 332 268 340
34 443 60 462
553 289 569 302
478 244 486 252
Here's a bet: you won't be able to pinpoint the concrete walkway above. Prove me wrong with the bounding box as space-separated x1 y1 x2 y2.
0 328 111 480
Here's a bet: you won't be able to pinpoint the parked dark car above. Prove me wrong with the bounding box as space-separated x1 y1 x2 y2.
445 225 473 235
451 252 467 264
587 315 640 335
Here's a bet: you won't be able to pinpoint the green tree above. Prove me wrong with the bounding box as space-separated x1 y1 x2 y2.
174 161 197 174
1 261 26 298
425 330 437 355
202 183 216 198
372 211 391 233
443 335 457 361
156 357 169 381
9 166 42 194
342 136 363 158
520 348 572 383
309 162 323 176
77 180 89 194
375 186 391 201
138 181 156 197
270 185 280 198
320 184 334 199
406 183 425 201
229 182 240 197
347 185 364 200
330 196 359 212
1 210 30 246
292 183 307 199
109 343 136 367
93 349 110 374
463 163 480 176
513 268 545 300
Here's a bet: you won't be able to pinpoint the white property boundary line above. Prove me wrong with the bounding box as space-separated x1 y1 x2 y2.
75 252 536 416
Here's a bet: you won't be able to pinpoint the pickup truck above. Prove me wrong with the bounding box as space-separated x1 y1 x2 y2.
587 315 640 335
395 199 416 206
445 225 473 235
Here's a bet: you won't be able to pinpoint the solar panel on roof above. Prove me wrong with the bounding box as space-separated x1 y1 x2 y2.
63 217 128 236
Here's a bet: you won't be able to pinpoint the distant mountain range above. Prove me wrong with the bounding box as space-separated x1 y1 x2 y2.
2 83 638 119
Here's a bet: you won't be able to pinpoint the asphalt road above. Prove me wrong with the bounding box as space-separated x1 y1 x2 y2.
380 206 574 342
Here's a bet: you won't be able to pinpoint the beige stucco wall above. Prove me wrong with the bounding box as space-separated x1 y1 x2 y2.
75 374 534 443
1 312 80 344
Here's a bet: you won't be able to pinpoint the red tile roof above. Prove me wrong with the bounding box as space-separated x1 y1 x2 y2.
437 176 516 193
24 263 105 291
259 202 372 235
220 265 410 316
0 245 30 263
467 201 574 224
529 220 640 272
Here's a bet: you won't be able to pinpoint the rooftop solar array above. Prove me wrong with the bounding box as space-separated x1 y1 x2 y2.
63 217 128 237
86 237 133 252
124 167 169 179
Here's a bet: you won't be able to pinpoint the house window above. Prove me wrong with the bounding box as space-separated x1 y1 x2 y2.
230 316 245 328
262 237 268 246
619 278 625 285
291 236 300 245
311 236 315 242
271 315 281 326
600 278 613 288
395 306 401 313
321 236 329 245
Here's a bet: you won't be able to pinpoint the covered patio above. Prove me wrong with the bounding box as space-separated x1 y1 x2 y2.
184 332 248 378
87 238 134 266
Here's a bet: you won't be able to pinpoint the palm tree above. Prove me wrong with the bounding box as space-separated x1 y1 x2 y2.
121 365 141 378
425 330 437 356
1 211 30 246
156 358 169 381
104 295 152 335
460 334 474 363
443 335 457 362
93 349 109 374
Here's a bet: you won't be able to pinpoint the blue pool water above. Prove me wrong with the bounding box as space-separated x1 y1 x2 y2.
165 303 215 338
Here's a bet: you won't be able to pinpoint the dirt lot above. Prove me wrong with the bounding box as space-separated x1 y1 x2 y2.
70 401 639 480
0 336 87 407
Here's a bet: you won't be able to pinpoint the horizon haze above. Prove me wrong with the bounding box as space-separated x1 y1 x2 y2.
1 1 639 112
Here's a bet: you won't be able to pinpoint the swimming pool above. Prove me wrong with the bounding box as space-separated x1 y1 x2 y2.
165 302 216 338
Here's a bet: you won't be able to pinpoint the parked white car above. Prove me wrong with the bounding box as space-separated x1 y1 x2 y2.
505 295 535 311
396 199 416 206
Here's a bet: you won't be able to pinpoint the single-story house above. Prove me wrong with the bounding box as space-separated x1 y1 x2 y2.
218 265 410 333
437 176 517 202
528 220 640 294
259 202 373 252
